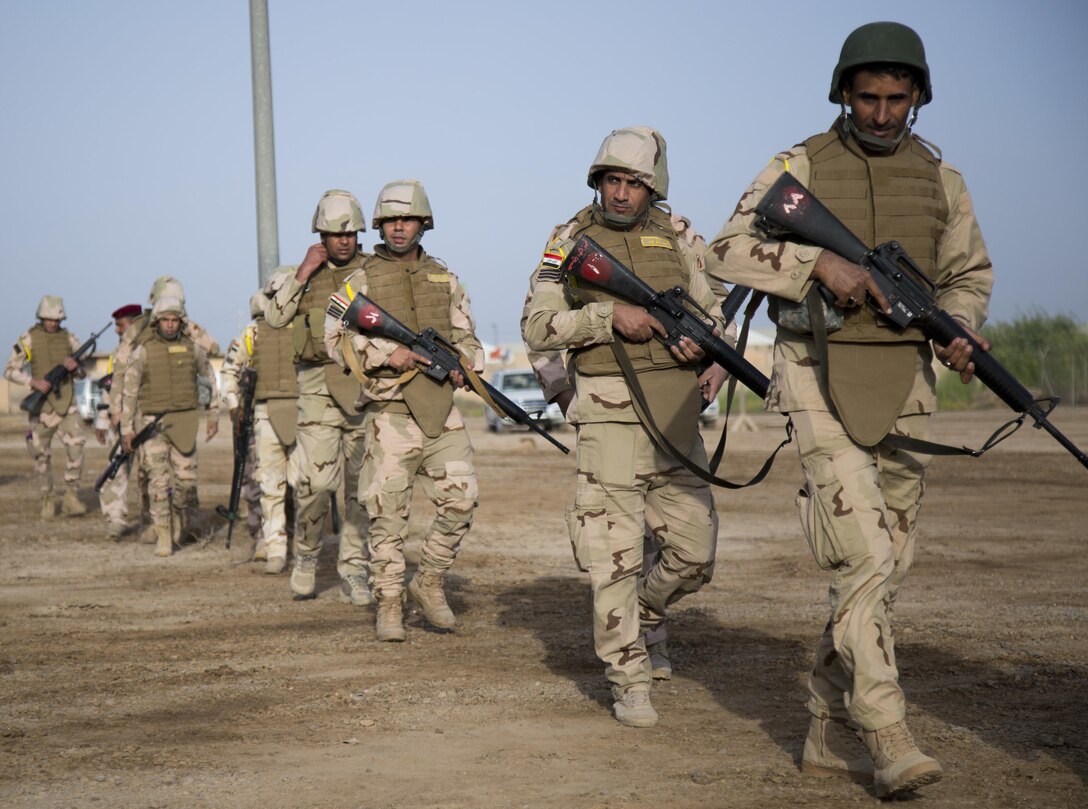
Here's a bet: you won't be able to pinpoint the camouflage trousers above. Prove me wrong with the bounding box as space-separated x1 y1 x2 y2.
566 421 716 692
238 430 262 540
360 409 477 600
26 406 85 494
138 427 199 536
253 402 296 561
97 426 130 526
793 409 931 732
294 391 369 577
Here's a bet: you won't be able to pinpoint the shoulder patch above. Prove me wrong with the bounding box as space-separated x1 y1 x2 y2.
427 273 451 284
640 236 673 250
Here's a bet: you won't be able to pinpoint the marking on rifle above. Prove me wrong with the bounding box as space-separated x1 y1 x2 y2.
782 190 806 215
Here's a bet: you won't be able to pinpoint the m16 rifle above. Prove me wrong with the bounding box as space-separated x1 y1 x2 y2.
216 368 257 548
327 293 570 454
21 322 112 416
95 414 163 492
754 171 1088 470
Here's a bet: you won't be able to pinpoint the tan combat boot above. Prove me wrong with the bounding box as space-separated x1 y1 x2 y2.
407 570 455 629
60 488 87 517
801 716 874 784
39 493 55 520
264 556 286 575
252 537 268 562
106 521 126 541
375 597 406 642
154 525 173 557
862 720 943 798
612 684 658 728
290 555 318 599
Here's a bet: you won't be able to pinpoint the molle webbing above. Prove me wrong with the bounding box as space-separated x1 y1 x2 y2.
253 319 298 400
28 325 75 413
362 255 454 335
292 255 365 363
139 335 198 413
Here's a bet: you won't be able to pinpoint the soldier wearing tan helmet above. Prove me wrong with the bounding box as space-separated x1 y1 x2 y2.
706 22 995 797
120 296 219 557
265 190 372 604
4 295 89 519
324 180 483 642
220 280 300 573
523 128 727 728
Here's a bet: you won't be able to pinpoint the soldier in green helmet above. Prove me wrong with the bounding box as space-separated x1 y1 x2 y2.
4 295 89 520
324 180 483 642
706 22 995 797
523 127 728 728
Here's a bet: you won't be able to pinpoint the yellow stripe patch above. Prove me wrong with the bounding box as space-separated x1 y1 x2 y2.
427 273 451 283
167 345 189 354
640 236 672 250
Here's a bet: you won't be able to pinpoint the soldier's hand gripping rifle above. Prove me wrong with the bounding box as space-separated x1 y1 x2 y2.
327 293 570 454
216 368 257 548
755 171 1088 470
94 414 163 492
559 235 771 398
21 322 112 416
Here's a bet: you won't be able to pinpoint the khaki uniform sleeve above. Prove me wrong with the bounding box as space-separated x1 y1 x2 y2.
120 346 147 437
196 347 219 418
266 268 305 328
108 335 135 421
705 148 825 303
520 225 575 403
933 164 993 331
3 331 33 386
448 273 484 373
218 329 250 411
185 320 220 356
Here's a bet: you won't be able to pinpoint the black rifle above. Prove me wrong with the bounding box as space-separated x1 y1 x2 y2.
216 368 257 548
95 414 163 492
21 322 112 416
755 171 1088 470
95 372 113 392
327 293 570 454
559 235 771 398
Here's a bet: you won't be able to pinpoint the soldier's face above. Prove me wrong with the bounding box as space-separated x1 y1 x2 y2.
40 318 61 333
114 317 133 336
321 231 359 266
380 217 423 251
842 70 920 143
598 172 652 220
157 314 182 339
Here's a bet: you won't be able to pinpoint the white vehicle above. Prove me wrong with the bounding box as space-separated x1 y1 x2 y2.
73 377 106 422
485 369 564 432
700 394 721 426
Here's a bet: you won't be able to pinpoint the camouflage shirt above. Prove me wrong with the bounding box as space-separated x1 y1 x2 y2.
219 324 256 412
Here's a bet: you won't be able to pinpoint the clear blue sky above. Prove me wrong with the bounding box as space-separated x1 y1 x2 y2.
2 0 1085 351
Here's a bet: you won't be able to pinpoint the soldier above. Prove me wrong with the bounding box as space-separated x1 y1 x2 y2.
94 303 143 539
265 190 371 603
326 180 482 642
4 295 89 519
221 284 299 573
706 22 994 797
523 127 726 727
120 296 219 557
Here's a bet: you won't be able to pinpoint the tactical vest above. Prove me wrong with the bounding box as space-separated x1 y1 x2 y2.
566 207 692 375
28 324 74 414
139 333 199 414
361 249 456 436
130 312 153 346
253 318 298 400
292 252 366 363
804 125 947 344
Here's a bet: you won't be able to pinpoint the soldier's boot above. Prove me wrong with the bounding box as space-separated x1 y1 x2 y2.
154 525 173 557
862 720 943 798
139 524 157 544
612 684 658 728
801 716 874 784
252 537 268 562
264 555 286 575
647 640 672 681
407 570 455 629
290 554 318 599
375 596 406 643
60 488 87 517
106 521 126 541
39 493 56 521
339 573 375 606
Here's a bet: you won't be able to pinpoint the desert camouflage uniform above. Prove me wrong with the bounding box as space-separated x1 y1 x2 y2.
266 257 369 580
325 246 482 601
4 327 86 497
120 333 218 548
705 136 993 731
96 339 133 530
220 327 264 542
524 204 724 695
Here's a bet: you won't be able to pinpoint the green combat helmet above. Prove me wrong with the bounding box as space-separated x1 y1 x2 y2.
587 126 670 201
372 179 433 254
831 21 931 152
36 294 67 321
148 275 186 307
311 189 366 234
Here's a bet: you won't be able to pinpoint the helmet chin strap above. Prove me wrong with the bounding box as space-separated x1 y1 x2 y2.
840 104 919 153
382 231 423 255
592 191 652 229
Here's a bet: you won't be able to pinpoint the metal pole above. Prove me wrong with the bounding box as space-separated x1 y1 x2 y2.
250 0 279 287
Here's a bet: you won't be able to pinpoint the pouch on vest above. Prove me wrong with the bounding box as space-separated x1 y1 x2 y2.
402 372 454 439
827 342 917 446
159 409 200 455
770 287 844 336
323 364 362 415
266 398 298 446
631 366 702 454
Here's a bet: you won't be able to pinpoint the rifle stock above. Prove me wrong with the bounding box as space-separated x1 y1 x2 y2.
755 171 1088 470
21 322 112 416
95 414 163 492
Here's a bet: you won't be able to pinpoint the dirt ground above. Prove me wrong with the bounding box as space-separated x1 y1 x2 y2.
1 407 1086 809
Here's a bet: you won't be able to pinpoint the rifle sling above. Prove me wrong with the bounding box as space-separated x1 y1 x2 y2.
610 343 790 490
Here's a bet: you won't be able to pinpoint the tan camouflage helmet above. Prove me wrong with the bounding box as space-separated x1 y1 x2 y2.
371 179 435 231
587 126 669 200
311 189 366 234
36 295 67 321
249 290 269 319
148 275 186 306
150 295 186 322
